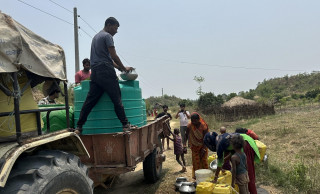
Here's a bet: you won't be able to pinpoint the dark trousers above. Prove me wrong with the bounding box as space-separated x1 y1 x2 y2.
77 63 128 127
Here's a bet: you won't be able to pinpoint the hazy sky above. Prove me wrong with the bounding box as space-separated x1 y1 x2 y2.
2 0 319 99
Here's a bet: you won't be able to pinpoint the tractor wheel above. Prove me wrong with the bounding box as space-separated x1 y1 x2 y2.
143 146 163 183
0 150 93 194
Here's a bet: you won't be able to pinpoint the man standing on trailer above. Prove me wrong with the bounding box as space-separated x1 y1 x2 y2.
75 17 134 134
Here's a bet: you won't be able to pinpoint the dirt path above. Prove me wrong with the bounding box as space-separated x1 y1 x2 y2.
94 118 278 194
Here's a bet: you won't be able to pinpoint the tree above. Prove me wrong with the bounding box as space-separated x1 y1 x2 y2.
227 93 237 101
179 99 193 107
194 76 205 96
197 92 224 109
314 94 320 103
244 89 255 100
305 88 320 99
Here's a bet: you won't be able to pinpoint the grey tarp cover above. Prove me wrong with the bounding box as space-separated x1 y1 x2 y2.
0 12 66 80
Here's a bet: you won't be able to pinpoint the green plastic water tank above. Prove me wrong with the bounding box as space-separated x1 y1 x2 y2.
74 80 146 134
39 104 74 132
142 99 147 125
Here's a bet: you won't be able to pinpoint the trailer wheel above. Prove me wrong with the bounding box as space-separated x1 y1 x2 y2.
0 150 93 194
143 146 163 183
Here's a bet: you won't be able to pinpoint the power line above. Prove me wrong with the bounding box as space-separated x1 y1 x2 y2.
127 54 305 72
117 53 160 94
178 61 304 72
17 0 73 26
46 0 96 40
48 0 98 35
48 0 73 14
79 26 93 38
79 16 98 33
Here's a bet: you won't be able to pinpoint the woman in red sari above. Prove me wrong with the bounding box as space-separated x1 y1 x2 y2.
186 112 209 178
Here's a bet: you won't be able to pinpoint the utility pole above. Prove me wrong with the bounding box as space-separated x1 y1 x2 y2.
162 88 163 97
73 7 79 74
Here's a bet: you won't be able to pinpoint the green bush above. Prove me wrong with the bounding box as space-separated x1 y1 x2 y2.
305 88 320 99
256 161 317 193
288 163 312 192
197 92 224 109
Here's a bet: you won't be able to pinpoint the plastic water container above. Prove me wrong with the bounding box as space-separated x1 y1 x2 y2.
141 99 147 125
208 171 230 184
74 80 146 134
219 170 232 185
212 184 232 194
255 140 267 162
196 182 215 194
195 169 213 184
40 104 74 132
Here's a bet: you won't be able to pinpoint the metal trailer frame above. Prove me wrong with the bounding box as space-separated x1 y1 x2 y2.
79 116 170 188
0 72 70 144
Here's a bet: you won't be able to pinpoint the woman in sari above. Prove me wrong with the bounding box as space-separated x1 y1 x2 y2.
186 112 209 178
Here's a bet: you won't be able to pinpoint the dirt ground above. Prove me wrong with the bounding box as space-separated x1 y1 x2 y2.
94 118 280 194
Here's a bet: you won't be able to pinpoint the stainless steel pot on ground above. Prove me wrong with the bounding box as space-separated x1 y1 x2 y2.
179 182 196 194
175 177 188 191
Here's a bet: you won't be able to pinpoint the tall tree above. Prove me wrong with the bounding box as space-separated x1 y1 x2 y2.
194 76 205 96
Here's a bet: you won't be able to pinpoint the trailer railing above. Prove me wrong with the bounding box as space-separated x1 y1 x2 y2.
0 72 70 145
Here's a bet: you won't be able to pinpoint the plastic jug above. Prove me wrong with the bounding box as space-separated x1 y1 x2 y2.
196 182 215 194
219 170 232 185
212 184 232 194
255 140 267 162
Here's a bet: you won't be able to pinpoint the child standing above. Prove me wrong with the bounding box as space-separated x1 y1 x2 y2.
231 134 250 194
168 128 186 172
220 126 227 134
156 105 172 150
219 127 231 171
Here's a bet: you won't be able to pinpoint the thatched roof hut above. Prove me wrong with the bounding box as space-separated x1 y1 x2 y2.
222 97 257 107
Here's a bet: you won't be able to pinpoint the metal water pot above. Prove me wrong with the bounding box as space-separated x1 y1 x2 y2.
175 177 188 191
179 182 196 194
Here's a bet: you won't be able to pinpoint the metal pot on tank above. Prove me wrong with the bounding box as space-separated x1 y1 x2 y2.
120 69 138 81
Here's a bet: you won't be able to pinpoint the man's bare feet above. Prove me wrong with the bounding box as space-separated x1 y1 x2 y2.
74 129 81 135
180 166 187 173
71 126 82 135
123 123 137 132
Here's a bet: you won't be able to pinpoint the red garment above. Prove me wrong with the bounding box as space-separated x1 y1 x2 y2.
75 70 91 84
243 141 257 194
246 129 259 140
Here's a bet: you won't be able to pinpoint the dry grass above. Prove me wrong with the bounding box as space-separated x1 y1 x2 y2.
222 96 257 107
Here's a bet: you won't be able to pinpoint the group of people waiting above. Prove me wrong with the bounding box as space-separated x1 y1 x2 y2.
203 126 260 194
156 103 260 194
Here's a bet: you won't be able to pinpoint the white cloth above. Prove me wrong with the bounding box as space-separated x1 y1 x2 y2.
38 96 56 105
178 111 190 126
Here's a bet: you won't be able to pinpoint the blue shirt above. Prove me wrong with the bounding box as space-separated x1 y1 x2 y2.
90 30 114 67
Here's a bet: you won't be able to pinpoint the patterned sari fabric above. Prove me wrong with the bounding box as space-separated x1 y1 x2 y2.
187 112 209 178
